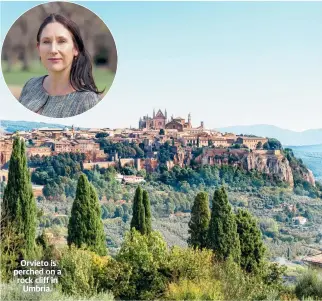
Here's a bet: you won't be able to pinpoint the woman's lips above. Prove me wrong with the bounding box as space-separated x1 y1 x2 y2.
48 58 62 62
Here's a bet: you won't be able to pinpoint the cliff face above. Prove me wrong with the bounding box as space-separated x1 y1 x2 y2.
242 151 294 187
173 148 193 167
306 169 315 186
292 165 315 186
172 147 316 188
173 149 186 167
284 149 316 187
194 149 295 186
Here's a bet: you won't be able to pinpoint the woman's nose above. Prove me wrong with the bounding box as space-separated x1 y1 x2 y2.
50 42 58 53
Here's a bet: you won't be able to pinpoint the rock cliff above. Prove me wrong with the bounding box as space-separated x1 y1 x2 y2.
193 148 298 186
242 151 294 187
171 147 316 188
291 164 315 186
284 148 316 187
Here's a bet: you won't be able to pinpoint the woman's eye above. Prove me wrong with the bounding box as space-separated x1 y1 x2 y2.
43 41 50 44
58 40 66 43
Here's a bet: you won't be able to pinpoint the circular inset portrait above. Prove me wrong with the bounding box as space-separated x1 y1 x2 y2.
1 2 117 118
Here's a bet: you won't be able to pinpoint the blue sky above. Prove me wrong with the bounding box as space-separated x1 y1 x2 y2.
1 1 322 131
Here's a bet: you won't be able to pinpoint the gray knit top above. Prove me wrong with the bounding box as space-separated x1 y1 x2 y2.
19 76 101 118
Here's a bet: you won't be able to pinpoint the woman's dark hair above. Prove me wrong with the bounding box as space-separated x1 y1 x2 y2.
37 13 104 94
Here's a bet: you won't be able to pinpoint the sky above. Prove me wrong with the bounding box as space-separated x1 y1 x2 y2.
1 1 322 131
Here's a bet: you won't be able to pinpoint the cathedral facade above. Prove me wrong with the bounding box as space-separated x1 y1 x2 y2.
139 109 167 130
138 109 194 132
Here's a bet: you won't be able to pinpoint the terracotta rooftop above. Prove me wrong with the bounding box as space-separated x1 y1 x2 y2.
239 136 267 140
303 253 322 266
74 139 95 144
54 141 70 145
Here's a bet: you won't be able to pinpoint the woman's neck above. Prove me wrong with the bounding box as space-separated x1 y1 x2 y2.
44 69 75 96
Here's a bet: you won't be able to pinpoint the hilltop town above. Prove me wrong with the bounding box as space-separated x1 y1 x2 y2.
1 109 315 189
0 109 279 180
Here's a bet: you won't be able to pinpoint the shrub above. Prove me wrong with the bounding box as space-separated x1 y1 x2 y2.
59 246 111 297
96 258 132 298
168 246 214 281
116 229 170 300
165 278 223 300
295 269 322 300
212 257 280 300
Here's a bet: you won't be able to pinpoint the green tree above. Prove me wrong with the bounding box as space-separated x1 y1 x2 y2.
89 184 106 255
116 229 170 300
295 269 322 300
67 174 106 255
115 206 124 218
95 132 109 138
130 186 146 234
142 190 152 234
0 218 24 282
207 187 240 263
2 137 36 258
59 245 113 297
256 141 262 149
188 192 210 249
263 138 282 150
235 209 266 273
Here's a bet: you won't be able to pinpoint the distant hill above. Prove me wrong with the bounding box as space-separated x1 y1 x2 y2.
217 124 322 146
0 120 69 133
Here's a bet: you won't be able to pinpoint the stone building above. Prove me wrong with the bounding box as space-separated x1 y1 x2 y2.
136 158 159 172
26 147 52 157
53 141 72 153
236 136 268 150
139 109 168 130
210 137 232 148
0 139 13 167
0 169 8 182
165 120 184 132
139 110 201 133
52 139 106 162
37 128 65 139
165 113 192 132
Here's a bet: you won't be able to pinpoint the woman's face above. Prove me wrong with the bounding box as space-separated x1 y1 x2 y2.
37 22 79 74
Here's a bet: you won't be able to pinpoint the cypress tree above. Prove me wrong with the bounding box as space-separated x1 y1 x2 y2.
130 186 146 234
287 247 292 261
142 190 152 234
89 184 107 255
208 186 240 263
188 192 210 249
2 137 36 257
236 209 266 274
67 174 106 255
67 174 89 248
